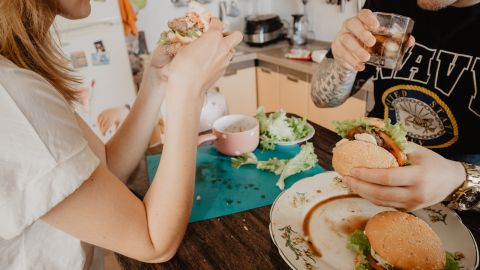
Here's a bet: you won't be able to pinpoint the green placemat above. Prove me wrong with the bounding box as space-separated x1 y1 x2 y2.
146 144 324 223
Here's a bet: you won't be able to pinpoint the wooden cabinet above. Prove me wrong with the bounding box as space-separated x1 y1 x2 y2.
278 73 309 118
215 66 257 116
307 88 367 131
256 66 279 112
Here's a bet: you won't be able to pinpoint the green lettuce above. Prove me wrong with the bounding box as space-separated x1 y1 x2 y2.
256 107 313 150
444 252 461 270
276 142 318 190
333 118 408 151
346 230 373 270
231 143 318 190
231 153 258 169
257 158 288 175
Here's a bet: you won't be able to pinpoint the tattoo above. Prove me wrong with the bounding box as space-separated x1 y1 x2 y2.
310 58 358 107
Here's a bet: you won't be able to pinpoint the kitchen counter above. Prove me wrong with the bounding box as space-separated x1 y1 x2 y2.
231 39 331 76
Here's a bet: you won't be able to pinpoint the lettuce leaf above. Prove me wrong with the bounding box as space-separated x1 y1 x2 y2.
256 107 313 150
346 230 373 270
444 252 461 270
276 143 318 190
231 153 258 169
257 158 288 175
333 118 408 151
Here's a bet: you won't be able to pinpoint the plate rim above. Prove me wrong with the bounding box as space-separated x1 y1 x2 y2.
269 171 480 270
273 123 315 146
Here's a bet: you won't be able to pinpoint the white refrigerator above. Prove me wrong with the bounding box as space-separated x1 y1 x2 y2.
53 0 136 141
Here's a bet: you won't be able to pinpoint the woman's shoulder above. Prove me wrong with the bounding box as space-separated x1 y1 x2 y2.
0 55 71 108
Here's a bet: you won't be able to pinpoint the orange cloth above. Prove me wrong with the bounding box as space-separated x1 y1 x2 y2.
119 0 138 36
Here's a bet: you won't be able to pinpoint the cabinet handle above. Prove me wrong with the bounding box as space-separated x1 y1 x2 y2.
287 75 299 83
224 69 238 77
260 67 272 74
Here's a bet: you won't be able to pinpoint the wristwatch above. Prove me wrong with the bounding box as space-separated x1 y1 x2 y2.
447 162 480 211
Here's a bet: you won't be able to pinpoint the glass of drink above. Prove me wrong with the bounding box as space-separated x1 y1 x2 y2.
366 12 414 70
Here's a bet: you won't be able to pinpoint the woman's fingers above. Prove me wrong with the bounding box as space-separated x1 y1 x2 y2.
222 31 243 50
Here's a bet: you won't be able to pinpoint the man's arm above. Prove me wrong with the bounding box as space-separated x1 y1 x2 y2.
310 57 373 108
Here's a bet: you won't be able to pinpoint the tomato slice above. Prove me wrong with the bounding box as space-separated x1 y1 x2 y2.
377 131 407 166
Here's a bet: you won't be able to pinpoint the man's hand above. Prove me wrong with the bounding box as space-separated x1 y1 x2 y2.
332 9 415 71
343 143 465 211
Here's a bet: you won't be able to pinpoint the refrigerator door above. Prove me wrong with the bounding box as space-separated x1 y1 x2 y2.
57 22 136 141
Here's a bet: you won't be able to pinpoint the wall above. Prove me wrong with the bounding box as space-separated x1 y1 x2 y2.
136 0 361 50
270 0 359 41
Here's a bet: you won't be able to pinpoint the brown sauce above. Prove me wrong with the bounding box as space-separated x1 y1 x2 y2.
302 194 365 258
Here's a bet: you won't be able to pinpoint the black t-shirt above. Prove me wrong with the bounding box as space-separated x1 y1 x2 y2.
353 0 480 157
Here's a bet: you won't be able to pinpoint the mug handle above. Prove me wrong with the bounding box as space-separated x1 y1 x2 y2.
198 133 217 146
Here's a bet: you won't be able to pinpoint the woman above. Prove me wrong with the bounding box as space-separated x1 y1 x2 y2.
0 0 242 269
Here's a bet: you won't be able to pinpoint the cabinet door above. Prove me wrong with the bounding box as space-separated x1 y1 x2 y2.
256 67 279 112
215 67 257 116
307 88 367 131
278 74 309 118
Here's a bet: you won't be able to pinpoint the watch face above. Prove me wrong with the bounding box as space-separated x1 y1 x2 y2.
458 187 480 210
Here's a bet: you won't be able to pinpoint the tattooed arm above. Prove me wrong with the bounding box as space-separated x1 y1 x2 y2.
311 57 373 108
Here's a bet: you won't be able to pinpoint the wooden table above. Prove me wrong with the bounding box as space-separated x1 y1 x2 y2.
117 121 480 270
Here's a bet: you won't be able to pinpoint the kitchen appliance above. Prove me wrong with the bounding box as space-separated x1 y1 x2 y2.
54 0 136 141
244 14 285 46
291 14 307 46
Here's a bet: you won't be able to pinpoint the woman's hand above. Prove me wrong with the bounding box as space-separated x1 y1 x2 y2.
332 9 415 71
343 143 465 211
167 18 243 100
97 106 130 136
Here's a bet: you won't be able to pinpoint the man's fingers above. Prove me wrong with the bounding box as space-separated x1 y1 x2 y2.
343 176 411 207
339 33 371 62
349 166 421 187
357 9 379 31
344 17 376 47
222 31 243 50
333 41 365 71
406 35 416 48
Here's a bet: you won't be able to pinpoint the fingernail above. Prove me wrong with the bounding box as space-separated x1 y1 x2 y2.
342 176 350 185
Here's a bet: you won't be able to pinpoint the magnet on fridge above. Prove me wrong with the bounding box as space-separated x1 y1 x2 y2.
70 51 88 69
92 40 110 65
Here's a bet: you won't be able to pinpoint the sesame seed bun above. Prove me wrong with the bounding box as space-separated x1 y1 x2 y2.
332 140 399 176
365 211 446 270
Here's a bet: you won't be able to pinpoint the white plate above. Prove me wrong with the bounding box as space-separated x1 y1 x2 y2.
274 123 315 146
269 171 479 270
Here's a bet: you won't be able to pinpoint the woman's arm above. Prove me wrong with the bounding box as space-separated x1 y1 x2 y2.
102 50 172 182
41 19 243 262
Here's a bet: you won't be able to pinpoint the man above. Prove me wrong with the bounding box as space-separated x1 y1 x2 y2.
311 0 480 213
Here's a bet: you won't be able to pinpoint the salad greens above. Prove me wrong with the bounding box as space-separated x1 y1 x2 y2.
346 230 373 270
334 118 408 151
276 143 317 190
444 252 461 270
231 142 318 190
256 107 313 150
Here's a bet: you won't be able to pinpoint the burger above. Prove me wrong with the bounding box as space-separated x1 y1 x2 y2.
347 211 460 270
158 1 211 47
332 117 408 176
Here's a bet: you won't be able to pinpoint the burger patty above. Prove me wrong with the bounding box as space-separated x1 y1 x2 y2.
347 126 407 166
346 127 386 148
168 18 190 33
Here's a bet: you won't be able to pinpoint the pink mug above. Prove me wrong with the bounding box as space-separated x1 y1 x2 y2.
198 115 259 156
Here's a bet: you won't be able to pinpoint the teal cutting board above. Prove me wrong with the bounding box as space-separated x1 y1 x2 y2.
146 144 324 223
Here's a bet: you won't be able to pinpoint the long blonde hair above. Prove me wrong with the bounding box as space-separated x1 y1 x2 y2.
0 0 79 103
